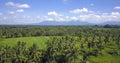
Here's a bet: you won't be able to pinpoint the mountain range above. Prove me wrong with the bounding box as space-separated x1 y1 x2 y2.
34 21 93 25
1 21 120 25
99 21 120 25
33 21 120 25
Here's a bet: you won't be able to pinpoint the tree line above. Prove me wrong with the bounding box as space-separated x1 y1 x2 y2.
0 26 120 38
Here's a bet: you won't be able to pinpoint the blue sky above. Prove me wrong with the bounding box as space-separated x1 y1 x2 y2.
0 0 120 24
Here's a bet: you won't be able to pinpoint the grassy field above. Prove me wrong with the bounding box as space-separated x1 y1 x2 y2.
89 56 120 63
0 36 51 49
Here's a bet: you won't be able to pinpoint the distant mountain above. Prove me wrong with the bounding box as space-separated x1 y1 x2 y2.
99 21 120 25
33 21 92 25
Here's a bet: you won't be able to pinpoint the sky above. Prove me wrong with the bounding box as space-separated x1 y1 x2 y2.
0 0 120 24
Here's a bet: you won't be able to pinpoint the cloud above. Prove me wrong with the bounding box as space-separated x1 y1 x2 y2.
43 9 120 23
111 12 120 15
44 16 54 21
70 8 89 14
0 15 36 24
0 13 2 15
9 11 15 14
45 11 120 23
114 6 120 10
78 12 120 23
79 14 101 23
1 7 120 24
16 9 24 12
36 16 41 19
6 2 30 8
8 9 24 15
101 12 120 22
48 11 63 16
70 16 78 21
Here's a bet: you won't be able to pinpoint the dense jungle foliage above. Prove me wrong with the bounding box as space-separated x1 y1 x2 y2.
0 25 120 63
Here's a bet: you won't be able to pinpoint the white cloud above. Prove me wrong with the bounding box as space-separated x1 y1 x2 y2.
6 2 30 8
9 11 15 14
16 9 24 12
111 12 120 15
48 11 63 16
70 8 89 14
44 16 54 21
78 12 120 23
0 16 7 21
79 14 101 23
46 18 54 21
1 7 120 24
36 16 41 19
55 17 65 21
17 4 30 8
0 13 2 15
68 8 120 23
46 11 120 23
114 6 120 10
6 2 14 6
70 16 78 21
102 12 120 20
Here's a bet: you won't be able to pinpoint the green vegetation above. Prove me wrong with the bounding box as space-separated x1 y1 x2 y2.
0 36 50 49
0 26 120 63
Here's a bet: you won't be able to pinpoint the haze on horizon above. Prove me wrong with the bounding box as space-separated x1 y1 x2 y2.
0 0 120 25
